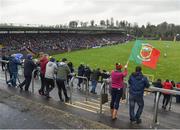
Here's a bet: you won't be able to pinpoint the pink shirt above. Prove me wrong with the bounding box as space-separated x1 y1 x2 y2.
111 69 128 89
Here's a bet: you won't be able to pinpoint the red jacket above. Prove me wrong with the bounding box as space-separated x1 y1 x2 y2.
163 82 172 94
40 57 49 76
177 83 180 88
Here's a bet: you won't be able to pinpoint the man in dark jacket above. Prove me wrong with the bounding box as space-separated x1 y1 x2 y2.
128 66 150 124
90 68 101 94
6 55 13 80
84 65 92 85
100 70 110 83
18 54 36 91
152 79 163 103
77 64 85 89
67 61 74 84
6 54 21 87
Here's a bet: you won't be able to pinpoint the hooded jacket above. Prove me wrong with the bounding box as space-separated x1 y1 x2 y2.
78 65 85 76
45 61 57 79
128 72 150 96
84 67 92 80
56 62 70 80
152 80 163 88
8 56 21 73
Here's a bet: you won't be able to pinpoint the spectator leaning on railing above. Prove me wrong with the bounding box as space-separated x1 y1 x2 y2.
77 64 85 89
152 79 163 103
90 68 101 94
162 79 173 110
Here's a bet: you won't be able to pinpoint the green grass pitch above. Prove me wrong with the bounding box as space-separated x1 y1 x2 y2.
53 40 180 82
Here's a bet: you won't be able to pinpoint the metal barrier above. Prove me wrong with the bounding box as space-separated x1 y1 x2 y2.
69 76 75 104
0 60 9 83
124 81 129 104
31 67 40 94
166 87 180 111
30 71 89 104
98 79 180 127
148 87 180 127
69 75 89 104
99 79 130 114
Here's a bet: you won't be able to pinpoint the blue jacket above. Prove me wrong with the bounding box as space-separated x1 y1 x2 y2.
128 72 150 96
8 56 21 73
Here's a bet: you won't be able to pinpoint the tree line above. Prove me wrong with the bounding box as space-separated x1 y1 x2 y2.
1 18 180 40
69 19 180 40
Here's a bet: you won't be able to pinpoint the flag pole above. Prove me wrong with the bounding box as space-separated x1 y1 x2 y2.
125 59 130 68
126 59 129 66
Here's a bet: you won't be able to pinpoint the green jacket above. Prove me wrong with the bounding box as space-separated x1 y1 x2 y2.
56 62 70 80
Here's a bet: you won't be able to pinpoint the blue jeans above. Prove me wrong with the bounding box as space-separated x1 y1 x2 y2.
91 80 97 93
110 88 123 110
129 94 144 121
7 72 18 87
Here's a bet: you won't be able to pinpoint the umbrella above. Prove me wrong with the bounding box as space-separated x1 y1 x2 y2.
14 53 24 60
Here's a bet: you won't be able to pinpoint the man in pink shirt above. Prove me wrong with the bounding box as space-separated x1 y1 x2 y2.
110 63 128 120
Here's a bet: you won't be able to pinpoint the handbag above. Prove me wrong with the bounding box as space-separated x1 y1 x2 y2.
101 93 108 104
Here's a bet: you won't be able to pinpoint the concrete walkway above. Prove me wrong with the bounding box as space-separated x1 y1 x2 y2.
0 70 180 129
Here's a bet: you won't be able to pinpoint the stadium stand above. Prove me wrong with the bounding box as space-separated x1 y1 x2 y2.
0 27 132 55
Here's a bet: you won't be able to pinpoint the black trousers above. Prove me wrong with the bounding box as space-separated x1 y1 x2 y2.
56 79 68 100
78 78 83 87
154 92 162 103
19 76 32 91
110 88 123 110
39 73 45 93
163 94 171 107
45 78 55 96
1 63 5 71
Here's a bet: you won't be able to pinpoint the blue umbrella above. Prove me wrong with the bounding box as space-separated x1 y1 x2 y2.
14 53 23 60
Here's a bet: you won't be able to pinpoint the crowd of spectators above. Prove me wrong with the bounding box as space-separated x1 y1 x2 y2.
0 33 132 54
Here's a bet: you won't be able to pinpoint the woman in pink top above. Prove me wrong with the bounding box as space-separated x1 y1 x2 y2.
110 63 128 120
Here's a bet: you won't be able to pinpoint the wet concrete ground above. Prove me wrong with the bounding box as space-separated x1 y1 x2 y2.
0 70 180 129
0 103 58 129
0 89 111 129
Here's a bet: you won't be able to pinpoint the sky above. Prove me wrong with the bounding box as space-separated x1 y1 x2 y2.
0 0 180 26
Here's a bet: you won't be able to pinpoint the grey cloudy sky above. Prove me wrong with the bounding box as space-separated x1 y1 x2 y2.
0 0 180 26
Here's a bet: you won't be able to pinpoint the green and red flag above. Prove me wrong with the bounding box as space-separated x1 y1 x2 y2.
129 40 160 69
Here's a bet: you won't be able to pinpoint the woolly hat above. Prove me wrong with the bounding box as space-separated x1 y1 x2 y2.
27 54 32 60
50 57 55 62
115 63 123 70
